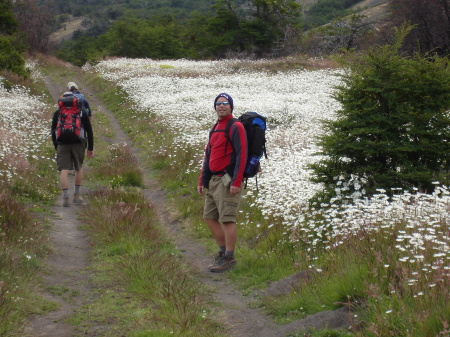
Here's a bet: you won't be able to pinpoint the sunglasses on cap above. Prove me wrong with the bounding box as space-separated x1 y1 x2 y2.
215 102 230 106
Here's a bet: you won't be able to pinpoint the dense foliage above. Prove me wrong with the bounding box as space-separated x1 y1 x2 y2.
389 0 450 56
310 25 450 201
0 0 28 77
57 0 302 65
50 0 214 18
13 0 55 54
51 0 450 64
4 0 449 71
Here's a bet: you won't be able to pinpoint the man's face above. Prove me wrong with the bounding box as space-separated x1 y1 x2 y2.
215 97 232 119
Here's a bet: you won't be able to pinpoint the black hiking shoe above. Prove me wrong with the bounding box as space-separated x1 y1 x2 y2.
209 256 236 273
208 251 225 270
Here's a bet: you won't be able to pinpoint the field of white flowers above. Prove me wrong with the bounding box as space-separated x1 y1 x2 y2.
89 58 342 218
90 58 449 279
0 62 51 183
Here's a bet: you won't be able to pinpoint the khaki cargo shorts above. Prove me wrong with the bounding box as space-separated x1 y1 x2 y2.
203 175 242 223
56 143 85 171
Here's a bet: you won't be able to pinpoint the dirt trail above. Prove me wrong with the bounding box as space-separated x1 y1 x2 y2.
23 198 91 336
24 69 350 336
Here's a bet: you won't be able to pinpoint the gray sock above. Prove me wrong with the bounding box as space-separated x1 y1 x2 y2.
225 251 234 258
74 185 81 194
219 246 226 253
63 189 69 198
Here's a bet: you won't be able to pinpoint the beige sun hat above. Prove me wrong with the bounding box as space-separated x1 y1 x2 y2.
67 82 78 91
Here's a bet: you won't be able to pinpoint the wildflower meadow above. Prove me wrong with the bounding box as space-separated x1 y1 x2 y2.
0 62 52 185
89 57 450 335
89 58 342 220
90 58 449 271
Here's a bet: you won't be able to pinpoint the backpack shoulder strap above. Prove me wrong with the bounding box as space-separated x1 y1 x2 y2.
224 118 238 154
209 121 219 140
224 118 238 140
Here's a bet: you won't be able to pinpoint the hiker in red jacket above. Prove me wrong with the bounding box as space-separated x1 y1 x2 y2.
51 91 94 207
197 93 247 273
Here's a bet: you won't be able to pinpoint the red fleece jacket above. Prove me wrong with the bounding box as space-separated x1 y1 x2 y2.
199 114 247 188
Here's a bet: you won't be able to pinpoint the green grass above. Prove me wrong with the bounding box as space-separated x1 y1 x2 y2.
290 327 354 337
76 68 356 336
94 142 144 188
76 188 223 336
0 162 58 336
1 56 222 337
4 135 57 204
92 110 115 138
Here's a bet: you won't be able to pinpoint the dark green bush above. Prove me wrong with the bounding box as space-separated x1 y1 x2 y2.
310 25 450 202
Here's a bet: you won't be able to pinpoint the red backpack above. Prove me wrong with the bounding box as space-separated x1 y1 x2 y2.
55 93 84 144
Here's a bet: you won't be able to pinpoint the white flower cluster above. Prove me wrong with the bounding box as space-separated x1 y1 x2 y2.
301 185 450 275
0 76 51 181
25 60 44 81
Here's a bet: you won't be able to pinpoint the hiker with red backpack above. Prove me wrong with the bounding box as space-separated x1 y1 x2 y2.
51 91 94 207
197 93 247 273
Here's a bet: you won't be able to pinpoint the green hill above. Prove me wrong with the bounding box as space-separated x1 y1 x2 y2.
50 0 379 44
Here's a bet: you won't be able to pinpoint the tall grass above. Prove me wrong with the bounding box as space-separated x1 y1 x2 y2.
0 187 56 335
95 142 144 188
22 60 223 335
78 188 222 336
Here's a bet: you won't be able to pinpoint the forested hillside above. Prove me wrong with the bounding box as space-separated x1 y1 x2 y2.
49 0 214 17
1 0 449 72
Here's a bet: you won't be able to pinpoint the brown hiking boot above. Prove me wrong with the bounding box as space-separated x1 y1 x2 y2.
209 256 236 273
62 196 70 207
73 194 83 204
208 251 225 270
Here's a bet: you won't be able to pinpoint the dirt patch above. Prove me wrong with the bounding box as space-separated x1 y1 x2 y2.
24 70 351 336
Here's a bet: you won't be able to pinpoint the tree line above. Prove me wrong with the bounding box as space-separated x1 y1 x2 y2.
1 0 449 70
55 0 450 65
58 0 303 65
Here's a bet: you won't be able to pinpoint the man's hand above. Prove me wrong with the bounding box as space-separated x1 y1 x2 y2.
87 150 94 158
230 186 240 196
197 185 204 196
